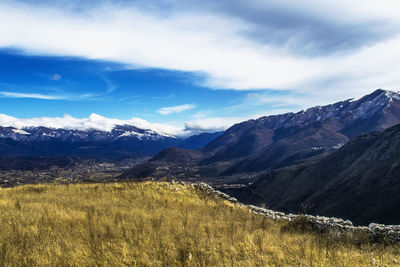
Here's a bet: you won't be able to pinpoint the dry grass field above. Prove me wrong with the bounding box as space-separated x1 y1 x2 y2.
0 182 398 266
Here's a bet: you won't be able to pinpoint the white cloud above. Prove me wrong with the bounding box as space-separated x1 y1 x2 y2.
0 113 183 136
158 104 196 115
0 1 398 97
184 116 257 133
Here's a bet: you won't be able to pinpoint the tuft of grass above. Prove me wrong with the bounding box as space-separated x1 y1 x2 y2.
0 182 398 266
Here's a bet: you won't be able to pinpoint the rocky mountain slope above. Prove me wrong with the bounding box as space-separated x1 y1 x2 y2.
231 123 400 225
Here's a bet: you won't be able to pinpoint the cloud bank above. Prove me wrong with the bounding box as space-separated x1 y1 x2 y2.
0 113 183 136
0 0 399 96
183 116 251 134
0 112 253 136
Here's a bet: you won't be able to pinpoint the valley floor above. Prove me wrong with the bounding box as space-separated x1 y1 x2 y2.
0 182 398 266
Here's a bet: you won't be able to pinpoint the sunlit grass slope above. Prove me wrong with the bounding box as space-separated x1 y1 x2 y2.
0 182 398 266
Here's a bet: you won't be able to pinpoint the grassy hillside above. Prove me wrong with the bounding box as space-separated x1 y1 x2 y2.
0 182 398 266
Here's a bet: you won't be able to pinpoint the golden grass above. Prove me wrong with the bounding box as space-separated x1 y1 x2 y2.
0 182 398 266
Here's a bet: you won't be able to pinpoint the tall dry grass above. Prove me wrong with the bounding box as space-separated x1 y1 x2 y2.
0 182 398 266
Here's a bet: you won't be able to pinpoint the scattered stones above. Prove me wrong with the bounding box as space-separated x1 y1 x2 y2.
228 197 238 203
193 182 400 244
370 258 376 265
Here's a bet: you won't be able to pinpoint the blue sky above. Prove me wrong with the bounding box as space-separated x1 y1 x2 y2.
0 49 294 131
0 0 400 135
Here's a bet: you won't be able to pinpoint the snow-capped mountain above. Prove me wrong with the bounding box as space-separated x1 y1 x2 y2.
254 88 400 137
0 124 221 159
0 124 179 158
0 125 174 142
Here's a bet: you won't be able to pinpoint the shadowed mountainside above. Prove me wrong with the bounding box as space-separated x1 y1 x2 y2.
232 123 400 225
150 147 204 163
178 131 223 150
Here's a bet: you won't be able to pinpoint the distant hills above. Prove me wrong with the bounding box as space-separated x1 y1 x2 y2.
0 125 220 160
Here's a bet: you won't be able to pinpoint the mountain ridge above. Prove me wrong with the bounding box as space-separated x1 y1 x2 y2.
201 89 400 174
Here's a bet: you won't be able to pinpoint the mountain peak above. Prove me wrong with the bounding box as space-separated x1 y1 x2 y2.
355 88 400 102
384 89 400 101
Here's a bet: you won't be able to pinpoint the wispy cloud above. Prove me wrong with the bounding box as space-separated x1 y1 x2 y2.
158 104 196 115
104 79 117 93
0 91 67 100
34 72 63 81
51 73 62 81
97 75 118 94
0 90 100 101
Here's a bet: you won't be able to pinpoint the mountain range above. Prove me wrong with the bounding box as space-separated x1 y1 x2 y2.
0 124 219 160
130 89 400 178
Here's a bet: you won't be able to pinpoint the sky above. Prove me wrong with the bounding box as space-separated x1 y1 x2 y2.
0 0 400 136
